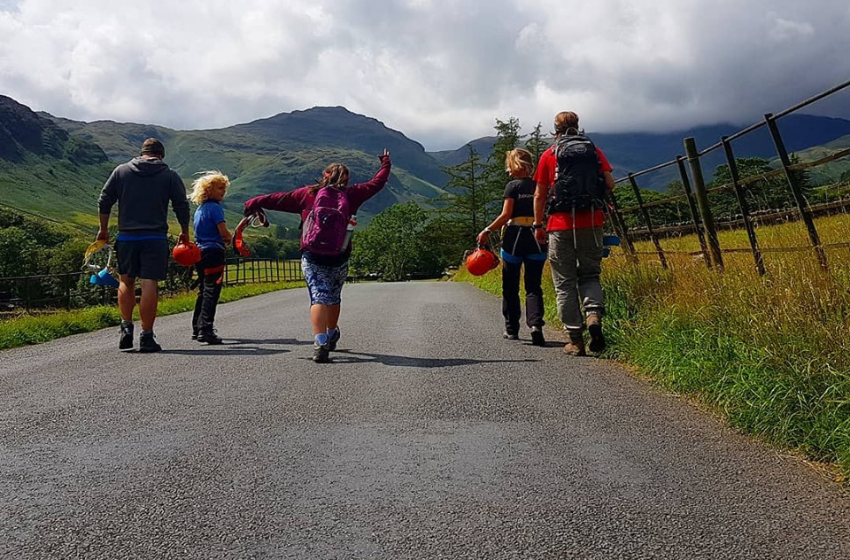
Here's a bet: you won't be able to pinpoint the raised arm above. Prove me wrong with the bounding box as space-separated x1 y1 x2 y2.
348 149 392 207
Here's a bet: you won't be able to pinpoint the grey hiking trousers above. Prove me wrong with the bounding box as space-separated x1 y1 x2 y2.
548 227 605 335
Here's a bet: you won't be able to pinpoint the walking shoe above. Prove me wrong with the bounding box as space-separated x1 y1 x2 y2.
119 321 134 351
530 326 546 346
191 327 199 341
197 329 223 345
326 328 340 351
312 343 330 363
563 334 586 356
503 331 519 340
587 315 607 353
138 331 162 353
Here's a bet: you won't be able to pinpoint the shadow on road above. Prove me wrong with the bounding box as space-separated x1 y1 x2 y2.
157 338 314 356
161 346 291 356
227 338 314 346
326 349 539 368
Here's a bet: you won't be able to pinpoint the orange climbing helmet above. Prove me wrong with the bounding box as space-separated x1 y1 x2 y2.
466 246 499 276
172 241 202 267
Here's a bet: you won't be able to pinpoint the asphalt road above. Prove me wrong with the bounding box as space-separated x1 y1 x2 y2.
2 282 849 560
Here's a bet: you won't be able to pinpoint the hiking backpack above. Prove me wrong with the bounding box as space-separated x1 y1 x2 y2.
547 134 607 213
301 186 352 256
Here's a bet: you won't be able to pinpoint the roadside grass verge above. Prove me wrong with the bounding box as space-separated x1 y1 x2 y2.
0 281 305 351
455 237 850 480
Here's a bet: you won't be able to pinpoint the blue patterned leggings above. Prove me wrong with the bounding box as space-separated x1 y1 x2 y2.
301 255 349 306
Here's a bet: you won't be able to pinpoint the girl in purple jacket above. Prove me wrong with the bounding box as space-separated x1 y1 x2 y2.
243 149 391 363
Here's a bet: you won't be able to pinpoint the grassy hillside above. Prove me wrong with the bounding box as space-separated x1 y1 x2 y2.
44 106 448 227
792 134 850 185
0 156 113 231
0 96 115 231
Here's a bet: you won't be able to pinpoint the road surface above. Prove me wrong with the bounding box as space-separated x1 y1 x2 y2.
2 282 849 559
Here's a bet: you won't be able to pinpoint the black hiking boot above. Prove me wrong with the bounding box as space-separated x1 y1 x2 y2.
530 326 546 346
312 343 330 363
587 315 607 353
138 331 162 353
326 328 340 351
191 327 199 341
503 328 518 340
198 329 223 345
119 321 134 351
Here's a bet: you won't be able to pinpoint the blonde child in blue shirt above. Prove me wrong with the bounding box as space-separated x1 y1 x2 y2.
189 171 232 344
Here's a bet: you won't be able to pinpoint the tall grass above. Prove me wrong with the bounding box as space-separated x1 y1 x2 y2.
457 214 850 478
0 280 304 351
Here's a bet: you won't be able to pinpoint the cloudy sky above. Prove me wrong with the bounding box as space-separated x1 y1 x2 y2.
1 0 849 151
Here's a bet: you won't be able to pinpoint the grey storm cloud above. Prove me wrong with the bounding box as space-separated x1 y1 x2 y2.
0 0 849 150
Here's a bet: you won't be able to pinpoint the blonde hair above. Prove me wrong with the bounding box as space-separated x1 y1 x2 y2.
189 171 230 205
505 148 534 177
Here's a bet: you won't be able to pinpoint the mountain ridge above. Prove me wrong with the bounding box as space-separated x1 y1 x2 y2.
3 94 850 230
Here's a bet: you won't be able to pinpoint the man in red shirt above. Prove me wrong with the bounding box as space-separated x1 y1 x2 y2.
533 111 615 356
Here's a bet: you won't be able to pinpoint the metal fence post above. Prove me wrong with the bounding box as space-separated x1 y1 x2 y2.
721 136 765 276
764 112 828 271
684 137 724 271
628 174 668 269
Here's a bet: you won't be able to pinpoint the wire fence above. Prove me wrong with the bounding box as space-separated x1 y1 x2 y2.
0 257 304 316
606 78 850 275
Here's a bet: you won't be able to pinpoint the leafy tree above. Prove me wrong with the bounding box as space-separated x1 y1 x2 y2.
0 227 42 278
48 238 91 275
662 179 693 224
274 224 301 240
248 236 283 259
277 240 301 260
419 213 469 270
350 201 441 281
0 208 68 248
707 157 806 219
612 186 682 229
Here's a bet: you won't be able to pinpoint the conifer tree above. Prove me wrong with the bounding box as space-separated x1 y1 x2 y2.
525 122 550 167
482 117 524 216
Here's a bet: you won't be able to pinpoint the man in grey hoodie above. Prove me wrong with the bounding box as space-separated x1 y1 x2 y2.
96 138 190 352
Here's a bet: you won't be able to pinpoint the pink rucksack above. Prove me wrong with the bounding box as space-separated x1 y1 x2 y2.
301 186 352 255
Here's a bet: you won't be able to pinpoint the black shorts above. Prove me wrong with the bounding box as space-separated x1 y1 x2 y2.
116 239 169 280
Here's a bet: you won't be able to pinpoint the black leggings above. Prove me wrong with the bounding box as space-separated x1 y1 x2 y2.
502 257 545 333
192 247 225 333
